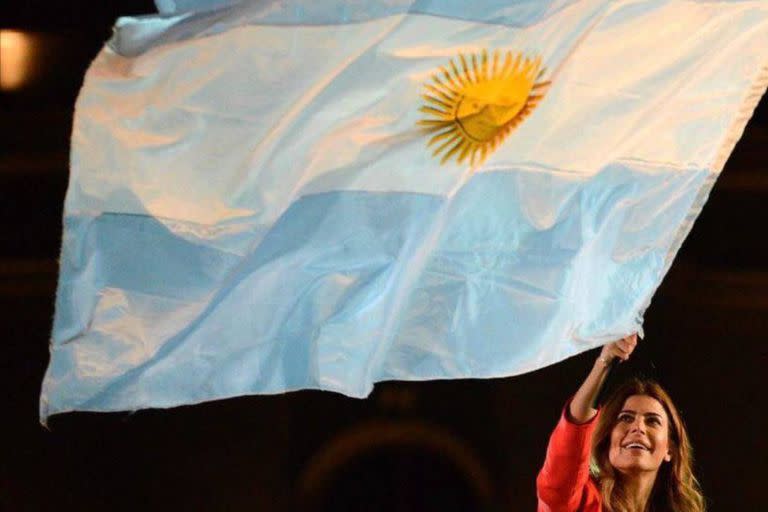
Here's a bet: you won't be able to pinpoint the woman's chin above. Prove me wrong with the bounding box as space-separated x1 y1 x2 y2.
613 460 658 475
611 453 659 474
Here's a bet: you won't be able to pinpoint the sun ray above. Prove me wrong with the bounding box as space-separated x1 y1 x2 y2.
449 59 467 87
427 128 460 147
440 66 461 90
443 139 468 164
459 53 471 84
429 127 460 146
480 49 489 82
432 133 464 158
511 53 521 75
417 119 453 133
424 82 461 95
499 51 513 77
425 84 456 103
432 74 456 94
419 49 550 167
423 94 452 110
419 105 452 119
458 141 473 164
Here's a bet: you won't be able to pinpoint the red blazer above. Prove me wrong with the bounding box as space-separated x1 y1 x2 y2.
536 402 602 512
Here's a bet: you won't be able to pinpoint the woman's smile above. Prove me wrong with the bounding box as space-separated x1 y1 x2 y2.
609 395 672 473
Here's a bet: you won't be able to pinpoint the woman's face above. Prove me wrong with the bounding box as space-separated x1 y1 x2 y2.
608 394 672 475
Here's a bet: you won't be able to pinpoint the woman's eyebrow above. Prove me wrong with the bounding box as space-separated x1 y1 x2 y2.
618 410 663 419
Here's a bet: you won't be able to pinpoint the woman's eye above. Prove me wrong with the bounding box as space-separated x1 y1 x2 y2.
618 414 633 423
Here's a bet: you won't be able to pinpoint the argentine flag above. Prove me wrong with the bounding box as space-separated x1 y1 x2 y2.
41 0 768 421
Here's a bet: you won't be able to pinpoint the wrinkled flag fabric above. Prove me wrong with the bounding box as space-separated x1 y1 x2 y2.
41 0 768 421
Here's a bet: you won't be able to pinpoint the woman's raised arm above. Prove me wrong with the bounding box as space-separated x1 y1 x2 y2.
568 334 638 423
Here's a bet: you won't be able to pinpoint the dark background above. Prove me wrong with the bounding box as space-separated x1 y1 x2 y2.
2 2 767 510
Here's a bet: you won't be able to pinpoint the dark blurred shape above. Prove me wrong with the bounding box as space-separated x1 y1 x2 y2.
311 447 481 512
2 1 157 33
296 420 495 512
376 386 418 411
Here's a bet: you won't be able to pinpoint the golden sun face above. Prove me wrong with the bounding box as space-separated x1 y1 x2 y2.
418 50 550 167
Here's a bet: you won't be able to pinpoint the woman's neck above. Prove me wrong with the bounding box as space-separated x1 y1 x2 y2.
619 470 658 512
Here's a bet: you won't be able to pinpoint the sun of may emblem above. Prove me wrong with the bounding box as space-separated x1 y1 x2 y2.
418 49 550 167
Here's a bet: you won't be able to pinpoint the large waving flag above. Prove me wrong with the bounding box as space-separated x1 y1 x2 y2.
41 0 768 420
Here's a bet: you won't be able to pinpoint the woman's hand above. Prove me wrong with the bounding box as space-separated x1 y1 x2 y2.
598 333 638 365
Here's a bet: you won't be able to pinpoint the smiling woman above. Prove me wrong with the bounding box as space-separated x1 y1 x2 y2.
536 336 705 512
591 380 704 512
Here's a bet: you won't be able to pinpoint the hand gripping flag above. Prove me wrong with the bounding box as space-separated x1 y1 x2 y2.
41 0 768 421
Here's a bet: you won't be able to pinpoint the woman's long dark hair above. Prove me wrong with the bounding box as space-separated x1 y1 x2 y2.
590 379 705 512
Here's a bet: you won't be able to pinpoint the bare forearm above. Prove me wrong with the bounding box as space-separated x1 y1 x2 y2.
569 334 638 422
569 357 612 423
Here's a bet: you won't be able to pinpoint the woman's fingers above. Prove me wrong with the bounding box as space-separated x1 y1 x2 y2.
613 344 630 361
597 333 639 365
617 338 631 353
624 334 638 354
612 334 638 361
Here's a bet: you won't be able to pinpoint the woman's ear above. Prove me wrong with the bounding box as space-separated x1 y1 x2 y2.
664 452 672 462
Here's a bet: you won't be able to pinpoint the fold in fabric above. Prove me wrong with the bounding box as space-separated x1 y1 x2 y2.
41 0 768 421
